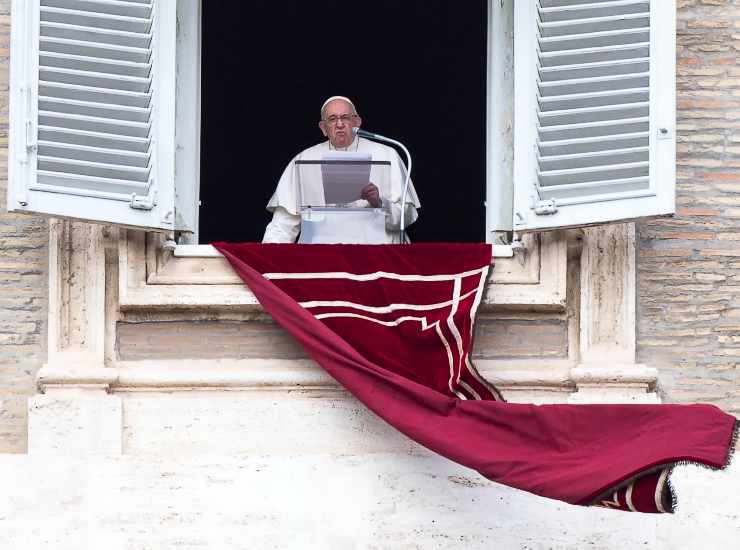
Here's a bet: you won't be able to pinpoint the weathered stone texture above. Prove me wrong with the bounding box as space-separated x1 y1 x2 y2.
0 0 48 453
638 1 740 415
116 314 569 362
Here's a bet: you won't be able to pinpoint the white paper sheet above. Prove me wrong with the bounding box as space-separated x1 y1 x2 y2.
320 152 372 205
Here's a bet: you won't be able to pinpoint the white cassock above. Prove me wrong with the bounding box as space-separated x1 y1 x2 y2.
263 137 421 243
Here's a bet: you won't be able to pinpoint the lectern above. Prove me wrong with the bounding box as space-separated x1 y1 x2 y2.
294 156 392 244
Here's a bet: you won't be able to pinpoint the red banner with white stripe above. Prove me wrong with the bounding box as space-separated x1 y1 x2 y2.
214 242 737 513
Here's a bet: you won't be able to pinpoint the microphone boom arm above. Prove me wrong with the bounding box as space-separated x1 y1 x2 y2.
353 128 413 243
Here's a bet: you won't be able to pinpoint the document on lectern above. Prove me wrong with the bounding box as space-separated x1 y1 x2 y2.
320 152 372 205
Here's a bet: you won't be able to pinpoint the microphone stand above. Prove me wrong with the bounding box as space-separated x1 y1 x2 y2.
352 128 412 244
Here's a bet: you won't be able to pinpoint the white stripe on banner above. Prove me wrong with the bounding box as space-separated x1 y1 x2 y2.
655 469 670 513
447 277 465 390
299 287 479 315
264 266 488 282
294 266 491 400
459 380 482 401
626 483 636 512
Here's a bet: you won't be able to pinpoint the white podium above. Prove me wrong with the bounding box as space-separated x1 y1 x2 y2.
294 155 392 245
298 207 387 244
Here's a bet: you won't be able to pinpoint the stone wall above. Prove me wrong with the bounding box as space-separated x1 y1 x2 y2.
115 312 569 362
1 0 739 456
637 0 740 416
0 0 48 453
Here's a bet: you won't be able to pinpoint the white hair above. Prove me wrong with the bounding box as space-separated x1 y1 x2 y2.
320 96 358 119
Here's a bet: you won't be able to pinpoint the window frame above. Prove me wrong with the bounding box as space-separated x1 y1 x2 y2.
8 0 675 241
116 0 566 311
118 230 567 310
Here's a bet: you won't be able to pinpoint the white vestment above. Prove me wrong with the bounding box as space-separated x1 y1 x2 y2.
263 137 421 243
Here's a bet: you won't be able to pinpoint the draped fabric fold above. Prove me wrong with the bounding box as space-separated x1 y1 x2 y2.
213 242 737 514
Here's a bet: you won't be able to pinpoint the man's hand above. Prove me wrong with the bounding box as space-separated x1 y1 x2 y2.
361 183 382 208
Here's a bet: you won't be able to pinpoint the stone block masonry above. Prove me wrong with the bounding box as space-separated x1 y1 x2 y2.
0 0 48 453
638 0 740 415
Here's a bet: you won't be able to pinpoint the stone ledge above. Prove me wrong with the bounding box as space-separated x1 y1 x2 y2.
571 364 659 385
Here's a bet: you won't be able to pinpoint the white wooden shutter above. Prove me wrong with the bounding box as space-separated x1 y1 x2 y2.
8 0 181 231
512 0 675 232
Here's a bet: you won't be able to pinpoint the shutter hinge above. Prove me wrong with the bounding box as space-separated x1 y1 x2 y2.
24 86 36 153
25 120 36 152
130 191 156 211
533 199 558 216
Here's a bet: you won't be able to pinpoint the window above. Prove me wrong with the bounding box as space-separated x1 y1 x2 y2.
8 0 676 241
199 1 488 243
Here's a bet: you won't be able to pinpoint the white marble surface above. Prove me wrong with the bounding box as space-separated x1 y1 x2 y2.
1 391 737 549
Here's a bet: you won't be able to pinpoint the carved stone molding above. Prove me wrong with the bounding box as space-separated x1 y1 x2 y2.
32 220 122 454
118 229 568 310
569 223 658 403
47 219 107 370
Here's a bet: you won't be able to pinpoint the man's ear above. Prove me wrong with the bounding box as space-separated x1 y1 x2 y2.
319 121 328 137
353 116 363 129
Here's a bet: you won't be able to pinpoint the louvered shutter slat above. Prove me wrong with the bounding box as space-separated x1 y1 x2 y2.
540 58 649 81
35 173 149 196
538 132 649 156
540 29 650 53
38 126 150 153
536 177 651 200
539 117 649 141
538 147 649 171
38 111 150 137
541 73 649 95
40 37 151 63
540 43 649 66
540 13 650 37
40 66 150 92
539 0 650 21
41 7 152 34
42 0 153 19
38 140 150 167
41 22 152 48
38 156 149 182
538 161 648 186
540 88 649 110
39 96 151 122
40 51 151 78
539 102 649 126
39 81 151 108
33 0 157 205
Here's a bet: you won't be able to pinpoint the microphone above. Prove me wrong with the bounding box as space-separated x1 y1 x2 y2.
352 127 381 140
351 127 414 243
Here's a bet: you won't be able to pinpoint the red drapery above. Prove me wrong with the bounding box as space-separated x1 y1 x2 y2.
214 242 736 513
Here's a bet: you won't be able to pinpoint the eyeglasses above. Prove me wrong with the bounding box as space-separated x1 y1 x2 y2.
323 114 356 125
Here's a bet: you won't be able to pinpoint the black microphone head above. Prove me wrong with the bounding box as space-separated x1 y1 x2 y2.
354 128 376 139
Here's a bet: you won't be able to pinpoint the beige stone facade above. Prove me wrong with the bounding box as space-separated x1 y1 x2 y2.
0 0 47 453
0 1 739 547
638 0 740 414
0 0 737 459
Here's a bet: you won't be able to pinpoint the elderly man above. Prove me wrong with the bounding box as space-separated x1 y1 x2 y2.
263 96 420 243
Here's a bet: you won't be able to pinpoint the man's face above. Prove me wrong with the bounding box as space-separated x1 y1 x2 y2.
319 99 361 149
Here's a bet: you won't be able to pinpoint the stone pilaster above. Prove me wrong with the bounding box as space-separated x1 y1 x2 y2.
28 220 121 454
569 223 658 403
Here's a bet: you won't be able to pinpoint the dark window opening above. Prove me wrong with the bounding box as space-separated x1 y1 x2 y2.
200 0 487 243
